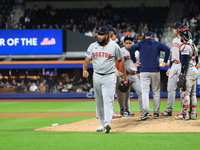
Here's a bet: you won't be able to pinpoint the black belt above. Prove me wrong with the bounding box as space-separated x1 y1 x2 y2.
96 72 114 75
127 71 137 75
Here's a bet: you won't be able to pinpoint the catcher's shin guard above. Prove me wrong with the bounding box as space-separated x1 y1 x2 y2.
180 90 190 115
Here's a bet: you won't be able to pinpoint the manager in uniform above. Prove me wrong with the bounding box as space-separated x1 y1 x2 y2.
130 31 170 120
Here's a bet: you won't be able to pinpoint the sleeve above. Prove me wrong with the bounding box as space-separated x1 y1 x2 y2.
116 59 120 70
159 43 170 63
130 43 140 63
115 44 122 60
85 44 93 59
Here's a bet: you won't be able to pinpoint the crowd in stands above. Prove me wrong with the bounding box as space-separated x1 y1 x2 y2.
14 2 169 44
0 74 94 94
181 0 200 48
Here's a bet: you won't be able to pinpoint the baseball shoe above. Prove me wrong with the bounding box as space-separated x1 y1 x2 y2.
120 110 135 117
174 112 189 120
141 112 151 120
154 113 160 119
190 113 197 120
160 111 172 116
112 113 122 119
120 109 128 116
96 126 105 132
126 111 135 117
104 124 111 133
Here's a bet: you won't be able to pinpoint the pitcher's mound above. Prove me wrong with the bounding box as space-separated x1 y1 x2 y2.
35 116 200 133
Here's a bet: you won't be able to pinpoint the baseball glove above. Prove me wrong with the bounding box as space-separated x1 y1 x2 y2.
177 74 186 90
118 80 130 92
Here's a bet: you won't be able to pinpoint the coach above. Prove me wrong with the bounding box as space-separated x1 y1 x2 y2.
130 31 170 120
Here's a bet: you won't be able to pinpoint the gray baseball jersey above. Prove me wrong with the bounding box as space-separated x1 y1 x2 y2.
166 37 182 112
85 40 122 127
116 47 143 115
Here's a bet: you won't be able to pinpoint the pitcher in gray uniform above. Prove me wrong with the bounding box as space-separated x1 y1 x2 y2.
117 36 143 116
174 28 198 120
160 22 183 116
83 26 128 133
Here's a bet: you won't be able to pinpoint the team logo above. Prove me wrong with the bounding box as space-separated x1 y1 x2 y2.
40 38 56 45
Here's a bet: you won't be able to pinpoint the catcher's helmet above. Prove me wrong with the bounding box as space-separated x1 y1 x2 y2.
179 29 192 41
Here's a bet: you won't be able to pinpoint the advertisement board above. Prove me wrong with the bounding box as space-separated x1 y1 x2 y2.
0 29 63 54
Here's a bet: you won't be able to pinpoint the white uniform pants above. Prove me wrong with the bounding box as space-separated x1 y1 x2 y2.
93 72 116 127
140 72 160 114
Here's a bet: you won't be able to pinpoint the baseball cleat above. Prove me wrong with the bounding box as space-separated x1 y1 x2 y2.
141 112 151 120
190 113 197 120
120 109 127 116
120 110 135 117
154 113 160 119
112 113 122 119
104 124 111 133
126 111 135 117
160 111 172 116
174 113 189 120
96 126 105 132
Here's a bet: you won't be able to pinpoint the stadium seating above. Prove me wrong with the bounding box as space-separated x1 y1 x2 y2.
24 6 169 36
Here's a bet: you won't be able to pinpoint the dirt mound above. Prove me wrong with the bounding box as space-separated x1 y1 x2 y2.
35 116 200 133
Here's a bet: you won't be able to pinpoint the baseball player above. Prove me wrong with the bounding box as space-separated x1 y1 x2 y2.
106 24 122 118
83 26 128 133
119 36 143 116
106 24 135 117
130 31 170 120
174 28 198 120
160 22 183 116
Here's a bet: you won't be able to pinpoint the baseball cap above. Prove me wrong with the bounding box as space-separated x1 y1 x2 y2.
106 24 117 34
144 31 154 37
170 22 183 29
96 26 109 34
124 35 133 42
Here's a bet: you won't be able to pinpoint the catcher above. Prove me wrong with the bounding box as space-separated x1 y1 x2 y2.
175 27 198 120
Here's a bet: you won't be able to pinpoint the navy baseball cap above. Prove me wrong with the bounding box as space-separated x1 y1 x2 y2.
96 26 109 34
170 22 183 29
144 31 154 37
106 24 117 34
124 35 133 42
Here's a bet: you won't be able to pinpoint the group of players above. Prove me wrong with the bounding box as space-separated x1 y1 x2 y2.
82 22 198 133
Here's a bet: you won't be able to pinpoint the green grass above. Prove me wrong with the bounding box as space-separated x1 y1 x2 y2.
0 117 199 150
0 100 199 150
0 100 197 113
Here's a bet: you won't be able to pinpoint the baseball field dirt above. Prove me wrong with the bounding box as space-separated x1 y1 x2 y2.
35 116 200 133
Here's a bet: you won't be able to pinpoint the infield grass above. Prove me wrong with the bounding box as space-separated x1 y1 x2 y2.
0 100 199 150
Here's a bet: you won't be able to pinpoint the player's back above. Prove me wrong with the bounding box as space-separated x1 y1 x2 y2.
138 38 166 72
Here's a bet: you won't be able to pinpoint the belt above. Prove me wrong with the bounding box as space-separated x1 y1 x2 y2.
191 58 196 60
173 61 180 64
127 71 137 75
95 72 114 75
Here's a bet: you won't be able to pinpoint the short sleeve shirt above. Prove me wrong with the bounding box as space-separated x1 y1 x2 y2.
85 40 122 74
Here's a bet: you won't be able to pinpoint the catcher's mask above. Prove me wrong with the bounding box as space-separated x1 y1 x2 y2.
179 29 192 41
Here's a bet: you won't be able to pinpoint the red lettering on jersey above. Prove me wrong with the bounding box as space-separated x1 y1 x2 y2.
124 56 131 60
91 52 112 58
172 43 182 48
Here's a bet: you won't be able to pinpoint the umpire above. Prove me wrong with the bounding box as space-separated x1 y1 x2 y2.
130 31 170 120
